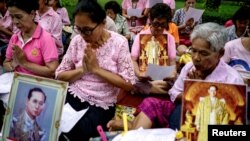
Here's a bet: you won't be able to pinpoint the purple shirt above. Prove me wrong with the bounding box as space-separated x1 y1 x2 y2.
55 31 136 109
6 25 58 76
169 60 244 102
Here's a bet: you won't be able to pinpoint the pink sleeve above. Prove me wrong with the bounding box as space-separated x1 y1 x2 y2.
117 39 136 84
167 33 176 59
122 0 129 9
131 33 141 59
169 62 192 102
221 42 231 63
168 0 175 10
60 8 71 25
145 0 150 8
40 32 58 62
50 15 63 48
55 36 78 78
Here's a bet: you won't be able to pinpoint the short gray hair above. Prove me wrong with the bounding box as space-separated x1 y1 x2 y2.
190 22 227 52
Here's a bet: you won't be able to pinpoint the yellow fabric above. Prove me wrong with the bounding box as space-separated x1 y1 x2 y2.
179 53 192 64
195 96 229 141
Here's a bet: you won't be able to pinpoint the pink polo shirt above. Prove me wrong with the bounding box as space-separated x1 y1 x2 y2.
0 10 18 43
168 60 244 102
145 0 175 10
56 7 71 26
56 30 136 109
6 24 58 76
35 7 63 55
131 28 176 60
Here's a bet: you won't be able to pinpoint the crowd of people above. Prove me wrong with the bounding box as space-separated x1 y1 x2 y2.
0 0 250 141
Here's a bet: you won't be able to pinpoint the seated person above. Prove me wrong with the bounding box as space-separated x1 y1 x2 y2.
131 3 176 96
48 0 71 49
225 6 250 42
105 1 131 40
222 23 250 83
56 0 135 140
121 0 147 27
107 22 244 131
0 0 59 133
3 0 59 77
35 0 63 56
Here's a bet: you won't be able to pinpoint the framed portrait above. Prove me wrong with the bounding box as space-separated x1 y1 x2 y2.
1 72 68 141
139 34 169 72
180 79 247 141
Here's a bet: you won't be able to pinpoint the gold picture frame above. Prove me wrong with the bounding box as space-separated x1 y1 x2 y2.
180 79 247 141
2 72 68 141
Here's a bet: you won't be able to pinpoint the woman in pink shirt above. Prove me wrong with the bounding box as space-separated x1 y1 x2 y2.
56 0 135 140
3 0 59 77
48 0 70 26
122 0 147 27
35 0 63 56
131 3 176 80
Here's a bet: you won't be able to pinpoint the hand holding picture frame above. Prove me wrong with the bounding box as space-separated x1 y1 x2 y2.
1 72 68 141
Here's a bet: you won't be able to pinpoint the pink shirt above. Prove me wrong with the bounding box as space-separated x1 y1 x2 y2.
145 0 175 9
55 31 136 109
0 10 18 43
122 0 147 27
222 38 250 75
169 60 244 102
6 25 58 76
35 7 63 54
56 7 71 26
131 28 176 60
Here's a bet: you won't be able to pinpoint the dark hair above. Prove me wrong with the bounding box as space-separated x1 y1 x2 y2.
73 0 106 24
56 0 62 8
149 3 171 30
7 0 39 14
232 6 250 25
28 87 47 103
104 1 122 15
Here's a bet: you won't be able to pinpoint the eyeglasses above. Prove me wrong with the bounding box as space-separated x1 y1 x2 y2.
151 22 168 28
73 23 99 36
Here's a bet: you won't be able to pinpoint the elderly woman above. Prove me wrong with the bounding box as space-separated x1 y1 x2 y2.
107 22 244 131
56 0 135 140
105 0 131 40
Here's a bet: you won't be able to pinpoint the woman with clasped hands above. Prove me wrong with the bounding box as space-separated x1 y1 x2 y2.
55 0 136 141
